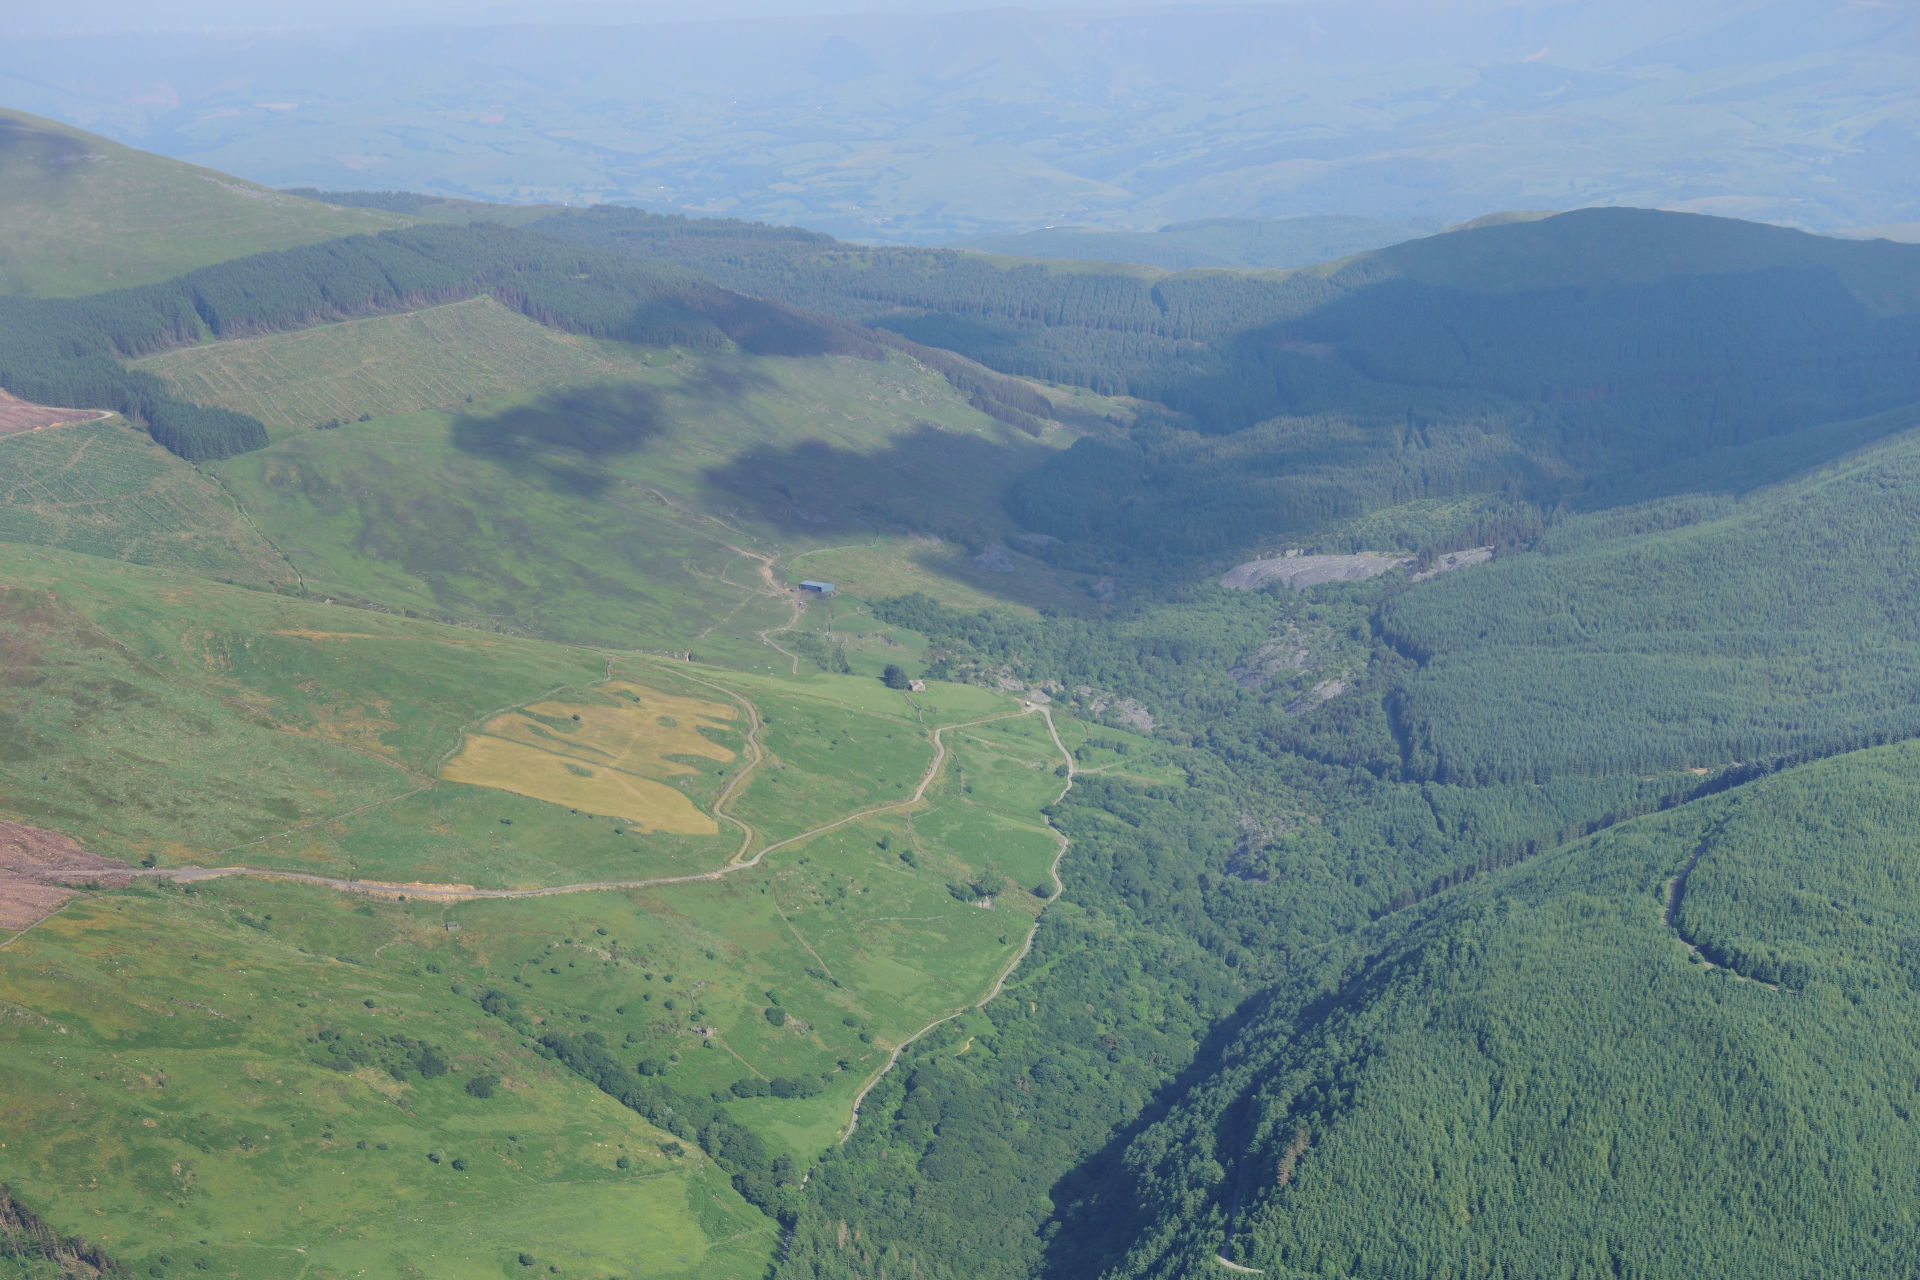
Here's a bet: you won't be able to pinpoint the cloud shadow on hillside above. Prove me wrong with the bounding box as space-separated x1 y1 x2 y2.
450 384 668 496
701 419 1082 608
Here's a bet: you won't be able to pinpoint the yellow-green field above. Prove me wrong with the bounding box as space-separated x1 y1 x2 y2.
444 682 741 835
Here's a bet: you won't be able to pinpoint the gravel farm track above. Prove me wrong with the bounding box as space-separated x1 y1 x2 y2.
0 655 1078 1142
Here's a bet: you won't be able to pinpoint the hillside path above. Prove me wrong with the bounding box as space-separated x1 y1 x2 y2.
136 703 1030 900
108 681 1073 1147
837 703 1074 1144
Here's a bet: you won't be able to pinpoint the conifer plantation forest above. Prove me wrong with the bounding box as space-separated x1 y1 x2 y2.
4 92 1920 1280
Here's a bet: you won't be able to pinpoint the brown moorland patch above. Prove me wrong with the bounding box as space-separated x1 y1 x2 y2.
0 389 110 437
0 821 129 931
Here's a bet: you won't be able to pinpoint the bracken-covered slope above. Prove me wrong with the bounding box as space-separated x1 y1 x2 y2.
0 108 409 298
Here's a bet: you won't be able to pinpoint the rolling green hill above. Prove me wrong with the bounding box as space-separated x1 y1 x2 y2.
533 203 1920 570
11 127 1920 1280
0 109 408 298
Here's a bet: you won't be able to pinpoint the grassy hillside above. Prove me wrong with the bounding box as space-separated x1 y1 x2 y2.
0 109 407 298
0 878 776 1280
152 317 1081 653
1096 740 1920 1279
0 416 290 585
0 532 1073 1274
136 296 640 438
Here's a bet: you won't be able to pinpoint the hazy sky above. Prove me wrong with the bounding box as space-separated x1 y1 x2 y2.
6 0 1912 235
8 0 1211 34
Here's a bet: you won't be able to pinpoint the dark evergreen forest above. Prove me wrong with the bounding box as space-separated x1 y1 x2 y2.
532 204 1920 569
776 418 1920 1279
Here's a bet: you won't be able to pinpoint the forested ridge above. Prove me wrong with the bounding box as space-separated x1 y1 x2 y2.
776 420 1920 1279
531 203 1920 569
0 222 873 460
1092 742 1920 1279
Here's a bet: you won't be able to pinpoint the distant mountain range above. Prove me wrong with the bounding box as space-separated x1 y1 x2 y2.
2 0 1916 240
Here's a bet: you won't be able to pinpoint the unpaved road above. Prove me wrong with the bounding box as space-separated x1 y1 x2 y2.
1662 829 1782 990
0 821 133 936
0 390 112 437
138 703 1029 902
839 702 1074 1144
22 666 1074 1148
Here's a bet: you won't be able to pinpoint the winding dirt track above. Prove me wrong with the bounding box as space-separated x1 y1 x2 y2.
838 702 1074 1144
137 699 1031 902
126 689 1077 1145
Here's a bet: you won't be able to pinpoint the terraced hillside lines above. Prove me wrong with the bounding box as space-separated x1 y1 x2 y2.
0 107 409 297
137 297 635 436
0 418 290 584
443 681 741 834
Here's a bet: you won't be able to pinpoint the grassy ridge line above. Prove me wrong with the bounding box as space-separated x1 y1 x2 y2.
0 107 411 298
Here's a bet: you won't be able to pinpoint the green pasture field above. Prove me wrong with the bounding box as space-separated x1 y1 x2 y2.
0 108 407 298
0 541 607 867
775 589 936 678
0 292 1099 1274
0 419 289 587
723 683 934 846
0 531 1075 1252
135 297 640 438
0 881 773 1280
1048 717 1184 787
